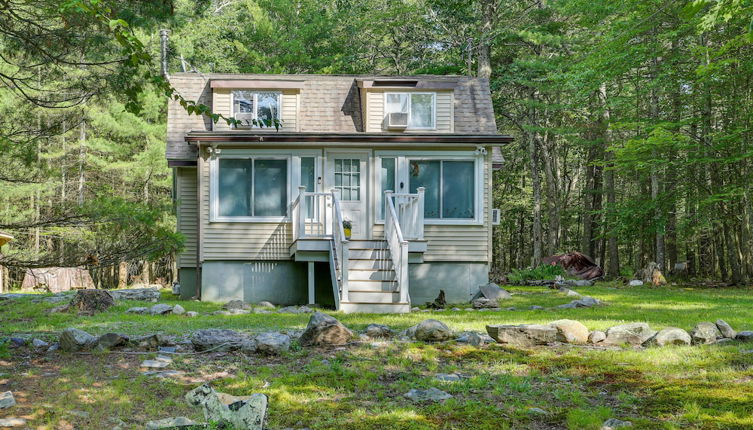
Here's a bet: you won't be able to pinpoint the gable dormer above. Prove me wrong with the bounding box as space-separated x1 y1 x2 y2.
210 79 303 132
357 79 455 133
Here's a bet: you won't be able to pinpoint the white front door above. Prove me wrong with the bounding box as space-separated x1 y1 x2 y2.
326 153 368 239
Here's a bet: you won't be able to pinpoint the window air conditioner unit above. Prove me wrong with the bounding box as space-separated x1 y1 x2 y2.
386 112 408 129
234 112 255 127
491 208 501 225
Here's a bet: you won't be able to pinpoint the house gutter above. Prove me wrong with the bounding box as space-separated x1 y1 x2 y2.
185 132 513 145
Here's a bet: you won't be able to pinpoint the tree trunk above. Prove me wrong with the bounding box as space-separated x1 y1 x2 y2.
118 261 128 289
78 121 87 206
529 131 543 267
477 0 495 79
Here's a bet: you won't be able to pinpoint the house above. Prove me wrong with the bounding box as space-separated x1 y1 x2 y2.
167 73 512 313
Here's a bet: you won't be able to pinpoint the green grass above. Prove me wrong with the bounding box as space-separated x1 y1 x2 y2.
2 283 753 429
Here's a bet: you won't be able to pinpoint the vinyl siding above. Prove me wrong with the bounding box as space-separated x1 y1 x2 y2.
365 90 454 133
198 155 292 261
176 168 198 268
212 89 299 132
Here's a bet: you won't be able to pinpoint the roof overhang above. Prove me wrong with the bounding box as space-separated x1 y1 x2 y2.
185 132 513 146
210 80 304 89
0 232 13 247
357 79 458 90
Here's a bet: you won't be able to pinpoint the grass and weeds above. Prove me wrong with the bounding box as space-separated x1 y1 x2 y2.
1 283 753 429
506 264 570 283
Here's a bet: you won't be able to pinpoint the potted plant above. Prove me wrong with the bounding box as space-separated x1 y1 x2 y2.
342 220 352 239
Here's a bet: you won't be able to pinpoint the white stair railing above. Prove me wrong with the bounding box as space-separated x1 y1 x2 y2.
330 189 349 302
384 191 410 305
389 187 425 240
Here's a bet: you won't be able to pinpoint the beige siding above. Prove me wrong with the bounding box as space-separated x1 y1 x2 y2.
198 155 292 261
212 89 298 132
176 168 198 268
365 90 454 133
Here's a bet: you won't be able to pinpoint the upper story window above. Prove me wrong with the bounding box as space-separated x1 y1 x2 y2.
232 90 281 128
385 92 435 129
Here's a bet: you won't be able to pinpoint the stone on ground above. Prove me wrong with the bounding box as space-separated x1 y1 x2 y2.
715 319 736 339
257 301 275 308
549 319 589 344
455 332 486 346
149 303 174 315
145 417 201 429
472 283 512 301
628 280 643 287
299 312 353 346
736 331 753 342
404 387 452 402
32 338 49 349
435 373 461 382
589 330 606 344
364 324 392 338
471 297 499 309
690 322 722 344
96 332 129 350
643 327 691 347
172 304 186 315
562 288 582 297
413 319 453 342
223 299 249 311
191 329 253 352
0 391 15 409
603 323 656 346
141 355 173 369
527 407 549 415
0 417 25 428
486 324 557 347
254 332 291 355
69 289 115 315
186 384 267 430
185 311 199 317
602 418 633 429
126 307 149 314
59 328 97 351
133 333 173 349
278 305 313 314
109 288 160 302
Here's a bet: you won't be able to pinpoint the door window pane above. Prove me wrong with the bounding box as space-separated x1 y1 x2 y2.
334 158 361 201
253 160 287 216
442 161 474 218
409 160 440 218
410 94 434 128
218 159 252 217
380 158 396 219
301 157 316 218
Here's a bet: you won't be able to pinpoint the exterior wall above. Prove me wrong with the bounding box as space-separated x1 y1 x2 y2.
212 89 299 132
178 267 197 300
201 261 307 304
176 167 198 268
408 262 489 304
198 155 292 261
365 90 454 133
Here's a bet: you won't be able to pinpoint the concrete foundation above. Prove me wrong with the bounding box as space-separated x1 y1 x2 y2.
408 262 489 304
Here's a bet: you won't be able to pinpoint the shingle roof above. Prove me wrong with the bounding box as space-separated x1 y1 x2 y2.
167 73 499 161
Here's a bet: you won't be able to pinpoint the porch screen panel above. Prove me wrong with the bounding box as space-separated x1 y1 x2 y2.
409 160 440 218
253 160 287 216
218 159 252 217
442 161 474 218
380 157 396 219
301 157 316 218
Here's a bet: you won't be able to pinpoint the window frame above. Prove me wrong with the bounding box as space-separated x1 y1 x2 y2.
374 151 484 225
383 92 437 130
209 149 321 223
230 90 282 128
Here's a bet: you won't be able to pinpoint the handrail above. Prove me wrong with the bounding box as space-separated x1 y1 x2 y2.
385 190 410 305
331 190 349 303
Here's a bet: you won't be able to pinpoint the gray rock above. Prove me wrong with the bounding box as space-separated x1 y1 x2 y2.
0 391 15 409
132 333 173 349
0 417 26 427
549 319 589 344
716 319 736 339
690 322 722 345
411 307 420 312
556 302 578 309
185 311 199 317
529 305 544 310
563 288 582 297
472 283 512 301
223 299 249 311
109 288 160 302
364 324 392 338
185 384 267 430
736 331 753 342
435 373 461 382
47 343 59 352
588 330 606 344
257 301 275 308
141 356 172 369
603 323 656 346
32 338 49 349
456 332 484 346
451 307 461 311
527 407 549 415
253 308 271 314
486 324 558 347
299 312 353 346
96 332 129 350
67 410 90 418
278 305 303 314
149 303 174 315
298 305 314 313
145 417 201 429
404 387 452 402
172 304 186 315
471 297 498 309
413 319 453 342
59 328 97 351
601 418 633 429
143 370 186 380
574 296 600 307
644 327 691 347
628 280 644 287
8 338 25 348
212 310 232 316
125 307 149 314
254 332 291 355
191 329 252 352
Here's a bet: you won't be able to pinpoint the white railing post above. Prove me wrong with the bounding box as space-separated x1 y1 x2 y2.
416 187 425 240
298 186 307 239
400 241 409 304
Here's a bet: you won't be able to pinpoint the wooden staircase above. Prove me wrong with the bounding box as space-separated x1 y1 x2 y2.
339 240 410 313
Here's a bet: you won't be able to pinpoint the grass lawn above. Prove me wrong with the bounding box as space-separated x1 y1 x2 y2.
1 283 753 429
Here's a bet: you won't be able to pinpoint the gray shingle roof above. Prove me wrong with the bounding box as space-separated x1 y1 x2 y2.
167 73 498 161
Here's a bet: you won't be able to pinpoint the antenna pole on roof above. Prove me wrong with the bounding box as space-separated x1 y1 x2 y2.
159 29 170 78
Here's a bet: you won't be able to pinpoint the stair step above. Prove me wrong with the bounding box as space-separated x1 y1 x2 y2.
348 259 393 270
348 270 396 281
347 240 388 250
349 249 391 259
339 302 411 314
347 280 397 291
346 291 400 303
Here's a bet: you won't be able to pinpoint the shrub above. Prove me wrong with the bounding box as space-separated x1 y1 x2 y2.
507 264 568 283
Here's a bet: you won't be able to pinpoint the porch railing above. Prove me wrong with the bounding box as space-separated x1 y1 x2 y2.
387 187 425 241
384 191 411 305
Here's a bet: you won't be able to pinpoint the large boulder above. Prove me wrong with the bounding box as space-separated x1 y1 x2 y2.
549 319 589 344
486 324 558 347
643 327 691 347
109 288 160 302
149 304 173 315
364 324 393 338
186 384 267 430
299 312 353 347
603 323 656 346
69 289 115 315
254 332 291 355
96 333 129 350
589 330 606 344
736 331 753 342
690 322 722 344
413 319 453 342
191 329 253 352
472 283 512 301
471 297 499 309
715 319 736 339
59 328 97 351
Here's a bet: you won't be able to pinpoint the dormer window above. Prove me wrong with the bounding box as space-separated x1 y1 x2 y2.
232 90 281 128
385 92 435 129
